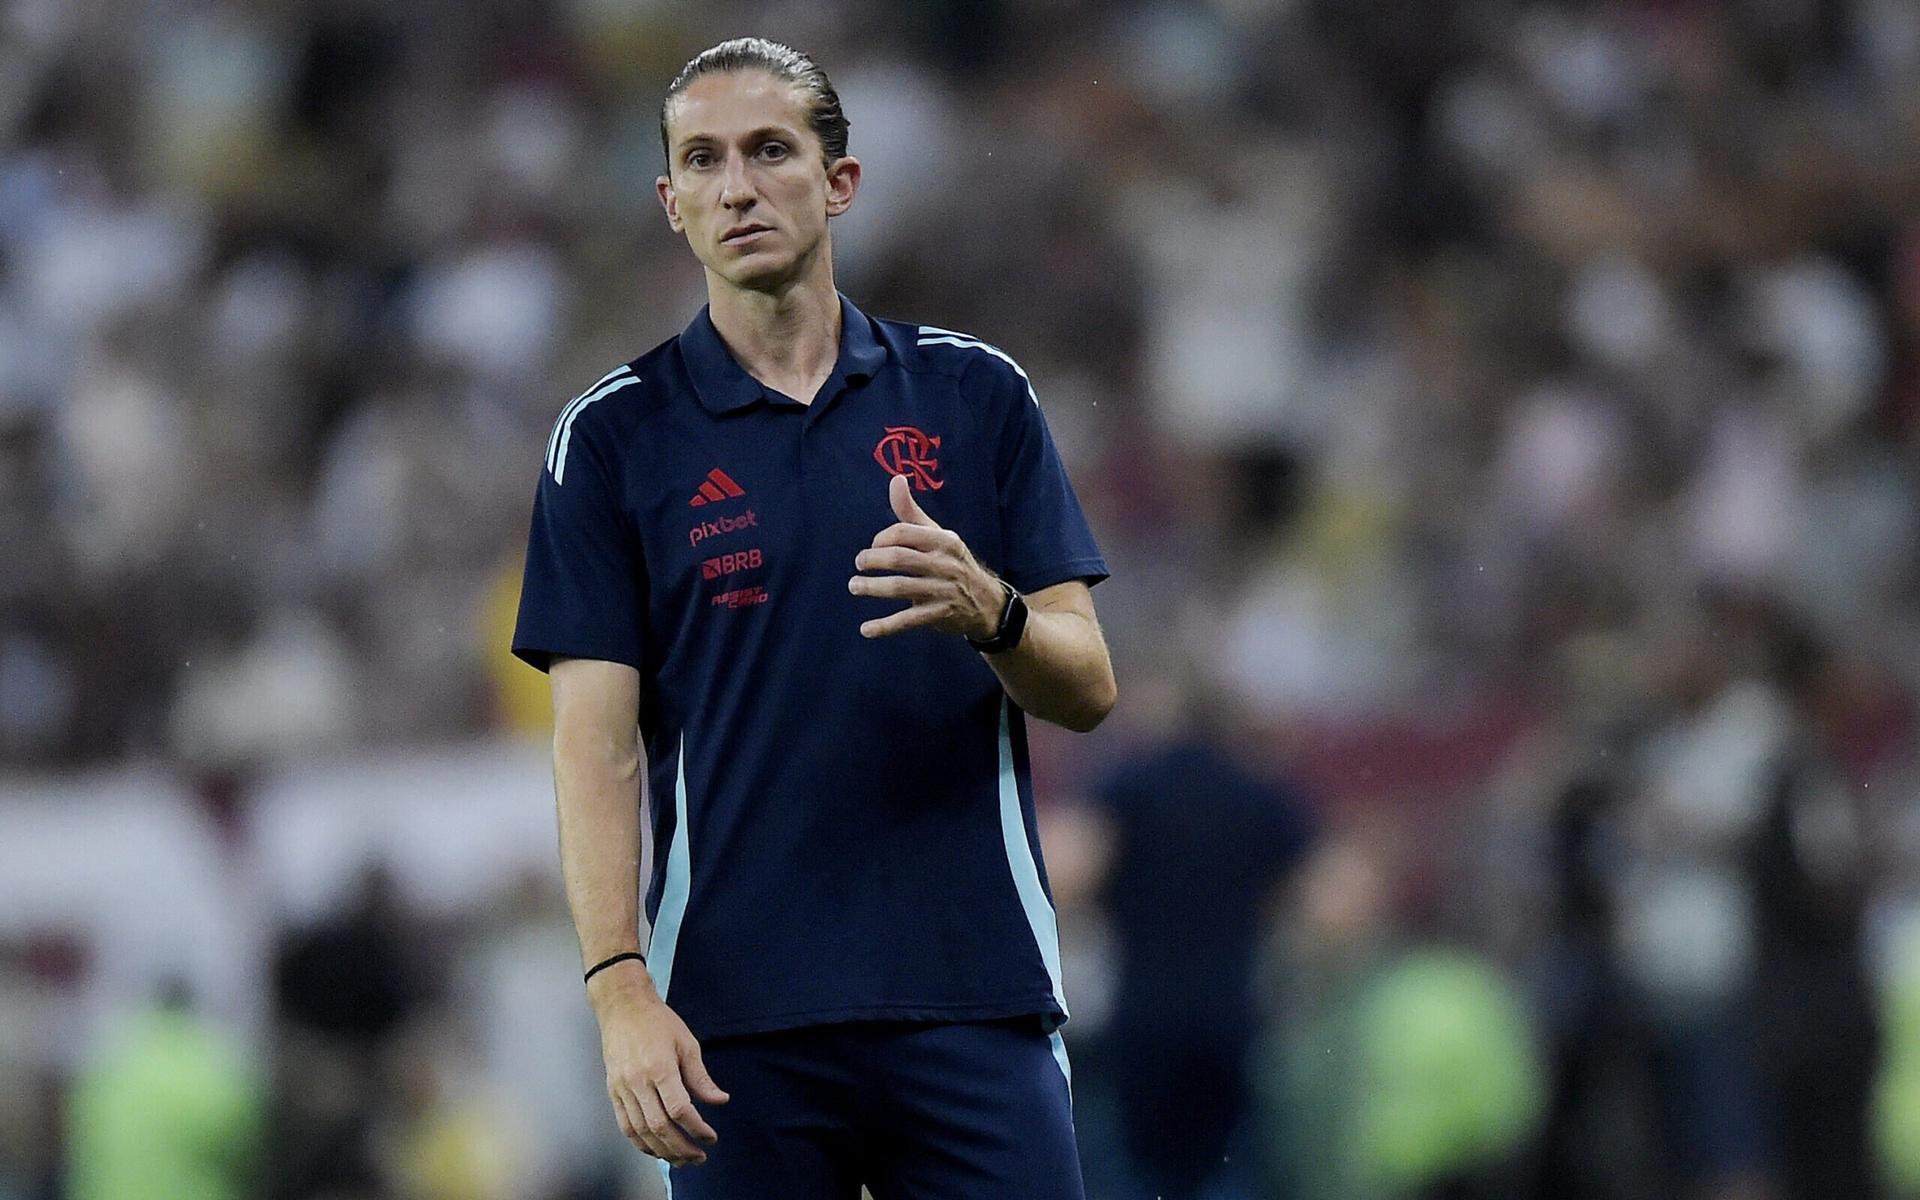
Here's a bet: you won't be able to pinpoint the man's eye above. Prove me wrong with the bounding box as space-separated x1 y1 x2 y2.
760 142 788 160
687 151 713 168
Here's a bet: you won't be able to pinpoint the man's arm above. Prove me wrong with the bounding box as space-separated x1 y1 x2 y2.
851 474 1117 731
977 579 1114 732
550 657 728 1166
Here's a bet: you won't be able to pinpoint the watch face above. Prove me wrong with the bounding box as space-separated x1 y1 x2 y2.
970 583 1023 651
1005 591 1029 647
981 591 1027 653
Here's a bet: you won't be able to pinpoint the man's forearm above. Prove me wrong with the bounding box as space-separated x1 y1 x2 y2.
983 594 1115 732
553 720 651 982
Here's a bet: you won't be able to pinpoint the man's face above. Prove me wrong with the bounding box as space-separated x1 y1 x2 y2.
657 71 859 292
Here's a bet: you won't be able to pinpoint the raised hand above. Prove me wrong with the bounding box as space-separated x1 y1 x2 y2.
849 473 1004 640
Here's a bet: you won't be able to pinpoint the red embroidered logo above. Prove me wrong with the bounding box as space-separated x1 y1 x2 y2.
873 426 944 491
688 468 746 506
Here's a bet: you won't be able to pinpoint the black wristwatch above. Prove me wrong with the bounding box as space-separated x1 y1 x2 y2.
967 579 1029 655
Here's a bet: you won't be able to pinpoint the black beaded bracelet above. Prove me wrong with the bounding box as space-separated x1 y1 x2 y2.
583 951 645 984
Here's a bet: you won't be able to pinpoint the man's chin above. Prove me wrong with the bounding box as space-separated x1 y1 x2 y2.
713 254 801 293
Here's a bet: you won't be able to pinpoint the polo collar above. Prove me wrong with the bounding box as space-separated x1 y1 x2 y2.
681 293 889 414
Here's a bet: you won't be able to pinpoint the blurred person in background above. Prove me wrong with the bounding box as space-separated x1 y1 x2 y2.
1078 662 1315 1200
1879 918 1920 1200
1526 761 1654 1200
384 1018 520 1200
511 36 1114 1200
1257 827 1546 1200
1744 611 1879 1200
269 862 429 1200
460 871 633 1200
1607 597 1824 1200
64 978 261 1200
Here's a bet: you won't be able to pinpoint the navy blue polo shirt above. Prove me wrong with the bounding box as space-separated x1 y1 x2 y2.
513 295 1108 1041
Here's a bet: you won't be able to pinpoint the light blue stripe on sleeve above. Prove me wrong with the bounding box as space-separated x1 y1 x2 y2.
916 332 1040 405
550 374 641 484
647 735 693 1000
545 365 630 468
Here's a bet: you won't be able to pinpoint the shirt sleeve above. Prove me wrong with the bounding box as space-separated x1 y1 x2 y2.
511 418 648 673
979 356 1110 594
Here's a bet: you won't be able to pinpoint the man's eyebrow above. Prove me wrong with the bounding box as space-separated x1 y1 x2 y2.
674 126 802 151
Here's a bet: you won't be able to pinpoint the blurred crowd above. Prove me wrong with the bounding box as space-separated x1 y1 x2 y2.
5 0 1920 1197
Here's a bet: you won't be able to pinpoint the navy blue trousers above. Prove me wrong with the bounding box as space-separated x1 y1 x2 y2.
661 1018 1084 1199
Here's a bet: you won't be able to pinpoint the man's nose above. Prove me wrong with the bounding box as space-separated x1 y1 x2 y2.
720 154 755 209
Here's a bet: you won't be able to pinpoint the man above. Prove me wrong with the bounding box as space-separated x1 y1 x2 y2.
1087 677 1315 1200
511 37 1115 1200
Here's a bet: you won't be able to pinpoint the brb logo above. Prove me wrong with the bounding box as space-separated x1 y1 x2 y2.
700 548 763 580
873 425 943 491
688 510 757 547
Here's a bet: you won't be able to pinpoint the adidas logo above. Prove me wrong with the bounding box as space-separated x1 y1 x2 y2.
688 468 746 506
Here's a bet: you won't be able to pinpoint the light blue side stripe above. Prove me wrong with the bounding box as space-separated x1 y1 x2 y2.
657 1160 673 1198
544 365 629 467
997 695 1069 1014
647 735 693 1000
916 332 1040 405
996 696 1073 1094
997 696 1066 1009
549 374 641 484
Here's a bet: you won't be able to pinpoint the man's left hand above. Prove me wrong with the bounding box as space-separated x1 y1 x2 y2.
850 473 1005 640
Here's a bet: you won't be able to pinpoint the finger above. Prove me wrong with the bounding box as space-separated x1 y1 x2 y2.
854 545 938 575
871 523 949 552
682 1039 730 1105
657 1074 719 1146
848 576 945 601
861 605 947 639
889 472 940 528
624 1088 676 1162
609 1085 656 1156
637 1087 707 1165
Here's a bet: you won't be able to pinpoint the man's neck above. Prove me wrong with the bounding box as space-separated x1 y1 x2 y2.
705 266 842 405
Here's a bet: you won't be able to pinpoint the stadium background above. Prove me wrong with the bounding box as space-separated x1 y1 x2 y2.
4 0 1920 1197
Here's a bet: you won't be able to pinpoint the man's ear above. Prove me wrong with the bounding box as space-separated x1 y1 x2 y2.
657 176 683 233
824 156 861 218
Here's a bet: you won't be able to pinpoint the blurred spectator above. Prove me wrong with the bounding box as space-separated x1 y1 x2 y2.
1878 921 1920 1199
1528 764 1649 1200
64 980 262 1200
1257 834 1545 1200
1082 669 1315 1200
460 872 628 1200
269 863 429 1200
1746 618 1879 1200
386 1019 520 1200
1609 612 1785 1198
274 863 423 1048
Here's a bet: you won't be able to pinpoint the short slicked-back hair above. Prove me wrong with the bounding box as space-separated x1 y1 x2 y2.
660 38 850 170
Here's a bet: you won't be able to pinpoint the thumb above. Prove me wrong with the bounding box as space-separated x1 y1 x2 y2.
890 472 939 527
681 1038 730 1104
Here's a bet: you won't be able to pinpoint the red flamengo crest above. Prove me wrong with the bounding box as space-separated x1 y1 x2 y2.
873 425 943 491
